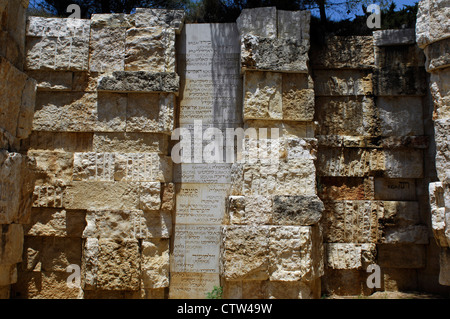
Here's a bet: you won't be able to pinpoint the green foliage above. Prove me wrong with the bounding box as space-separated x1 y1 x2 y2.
206 286 223 299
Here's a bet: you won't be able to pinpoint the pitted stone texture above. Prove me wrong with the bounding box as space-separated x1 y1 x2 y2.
26 16 90 38
236 7 277 38
93 133 168 154
30 150 73 184
374 67 427 96
227 195 272 225
429 68 450 119
241 35 309 72
282 73 315 121
133 8 186 33
429 182 449 247
375 44 426 68
244 71 282 120
24 208 85 238
373 29 416 46
139 182 161 211
82 210 140 240
314 70 373 96
416 0 450 48
378 97 424 136
424 38 450 71
97 72 179 93
272 196 324 226
311 36 374 69
325 243 376 270
141 239 169 289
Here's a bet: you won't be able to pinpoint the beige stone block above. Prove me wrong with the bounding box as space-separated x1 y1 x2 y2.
94 92 127 132
378 244 426 268
382 225 429 245
244 71 282 120
269 226 323 282
26 131 93 152
227 195 272 225
17 77 37 139
169 273 219 299
384 149 423 179
221 225 270 281
282 73 315 121
29 150 73 184
26 16 90 38
310 36 374 69
126 93 175 134
161 183 175 211
27 71 73 91
72 72 99 92
140 182 161 211
141 239 169 289
0 264 17 286
24 208 85 238
63 181 139 210
82 210 139 240
93 133 168 154
429 182 449 247
0 224 23 265
322 269 371 296
378 97 424 136
125 27 175 73
32 185 65 208
434 119 450 183
73 152 115 182
429 68 450 120
373 29 416 46
133 8 185 32
140 288 166 299
416 0 450 48
89 26 126 73
374 178 416 201
82 237 98 290
314 70 373 96
135 211 172 239
325 243 376 270
236 7 277 38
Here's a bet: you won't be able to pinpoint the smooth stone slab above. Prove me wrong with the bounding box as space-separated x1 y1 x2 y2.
373 29 416 46
169 273 219 299
174 164 232 183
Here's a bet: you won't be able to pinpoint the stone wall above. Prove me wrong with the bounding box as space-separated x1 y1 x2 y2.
0 0 36 299
417 0 450 286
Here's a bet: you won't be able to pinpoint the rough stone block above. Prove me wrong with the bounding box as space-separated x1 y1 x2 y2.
416 0 450 48
373 29 416 46
429 69 450 119
26 16 90 38
26 71 72 91
266 280 319 299
325 243 376 270
97 72 179 93
32 185 65 209
244 71 282 120
161 183 175 211
95 92 127 132
374 67 427 96
434 119 450 183
82 210 139 240
429 182 449 247
378 97 424 136
141 239 169 289
221 225 270 281
135 211 172 239
125 27 175 73
72 152 116 182
0 224 23 265
277 10 310 42
93 133 168 154
139 182 161 211
378 244 426 268
282 73 315 121
310 36 374 69
424 38 450 71
272 195 324 226
25 131 93 152
374 178 416 201
375 44 425 68
236 7 277 38
383 149 424 179
227 195 272 225
314 70 373 96
24 208 86 238
29 150 73 184
382 225 429 245
133 8 185 33
17 77 37 139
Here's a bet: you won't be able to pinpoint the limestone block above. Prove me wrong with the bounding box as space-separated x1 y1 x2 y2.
374 67 427 96
32 92 97 132
0 264 17 286
26 71 72 91
72 72 100 92
277 10 310 42
134 211 172 239
0 57 27 136
95 92 127 132
126 93 175 134
133 8 186 33
96 239 140 290
310 36 374 69
424 38 450 71
272 196 324 226
221 225 270 281
169 273 219 299
316 96 376 136
383 149 424 179
140 182 161 211
378 97 424 136
381 201 421 226
244 71 282 120
141 288 165 299
318 177 372 201
429 69 450 119
0 151 35 224
89 14 129 73
17 77 37 139
322 269 371 296
282 73 315 121
141 239 169 289
63 181 140 210
382 225 429 244
236 7 277 38
22 237 81 272
314 70 373 96
322 201 381 243
325 243 376 270
375 44 426 69
24 208 86 238
125 27 175 73
373 29 416 46
434 119 450 183
429 182 449 247
26 131 93 152
0 224 23 265
82 210 139 240
93 133 168 154
32 185 65 208
73 152 115 182
241 35 309 72
30 150 73 184
161 183 175 211
416 0 450 48
82 237 98 290
26 17 90 38
267 280 319 299
439 248 450 285
374 178 416 201
378 244 426 268
227 195 272 225
98 71 179 93
269 226 323 282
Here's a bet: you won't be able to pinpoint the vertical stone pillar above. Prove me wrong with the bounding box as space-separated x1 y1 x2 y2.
416 0 450 286
221 7 324 299
0 0 36 299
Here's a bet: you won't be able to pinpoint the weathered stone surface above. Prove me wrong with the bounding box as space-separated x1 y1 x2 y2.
63 182 139 210
22 237 81 272
32 185 65 208
277 10 310 42
29 150 73 184
141 239 169 289
374 178 416 201
135 211 172 239
383 149 424 179
314 70 373 96
440 248 450 285
434 119 450 183
322 269 372 296
0 224 23 265
125 27 175 73
93 133 168 154
416 0 450 48
272 196 324 226
26 71 72 91
373 29 416 46
269 226 323 282
378 244 426 268
267 280 319 299
161 183 175 211
81 237 98 290
0 264 17 286
375 44 426 68
429 182 449 247
236 7 277 38
0 151 35 224
310 36 374 69
282 73 315 121
133 8 185 33
241 35 309 72
378 97 424 136
325 243 376 269
424 38 450 71
374 67 427 96
26 16 90 38
25 131 93 152
227 195 272 225
97 72 179 93
95 92 127 132
429 68 450 119
244 71 282 120
169 273 219 299
382 225 429 244
83 210 138 240
24 208 85 238
139 182 161 211
17 77 37 139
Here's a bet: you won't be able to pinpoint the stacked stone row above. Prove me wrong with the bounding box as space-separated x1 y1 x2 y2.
0 0 36 299
13 9 184 299
312 29 431 295
221 7 325 299
416 0 450 286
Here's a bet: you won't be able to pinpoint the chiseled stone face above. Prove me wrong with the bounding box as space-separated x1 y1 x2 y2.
325 243 376 270
416 0 450 48
141 239 169 289
429 69 450 119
